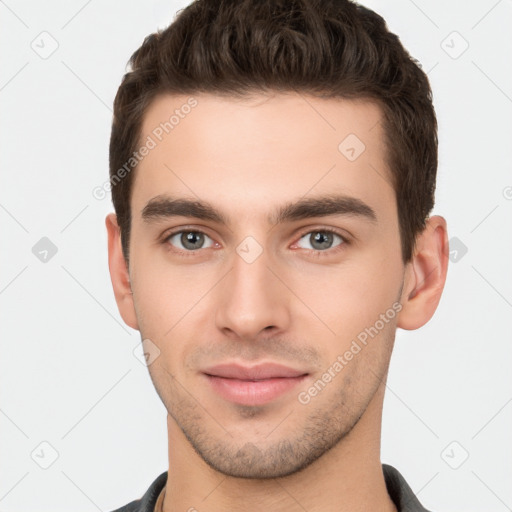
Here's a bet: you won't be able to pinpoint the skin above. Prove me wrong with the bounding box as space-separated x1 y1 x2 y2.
106 92 449 512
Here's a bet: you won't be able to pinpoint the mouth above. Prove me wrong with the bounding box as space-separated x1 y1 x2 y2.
202 363 309 406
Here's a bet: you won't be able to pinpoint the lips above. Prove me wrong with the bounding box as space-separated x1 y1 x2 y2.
203 362 307 380
202 363 309 406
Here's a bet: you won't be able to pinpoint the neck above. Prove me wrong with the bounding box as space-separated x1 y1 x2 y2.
162 380 396 512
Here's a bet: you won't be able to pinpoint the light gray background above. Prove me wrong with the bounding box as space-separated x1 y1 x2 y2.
1 0 511 510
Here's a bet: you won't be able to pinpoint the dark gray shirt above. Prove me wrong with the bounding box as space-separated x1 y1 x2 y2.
110 464 432 512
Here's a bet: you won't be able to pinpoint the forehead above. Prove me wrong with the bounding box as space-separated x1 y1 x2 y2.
132 92 394 223
139 92 386 157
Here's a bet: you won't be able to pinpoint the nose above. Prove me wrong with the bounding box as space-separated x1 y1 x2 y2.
214 242 291 341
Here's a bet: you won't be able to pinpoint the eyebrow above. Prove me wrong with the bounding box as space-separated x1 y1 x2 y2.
141 194 377 226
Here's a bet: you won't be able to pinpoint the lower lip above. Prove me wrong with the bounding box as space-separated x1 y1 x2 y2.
204 374 308 406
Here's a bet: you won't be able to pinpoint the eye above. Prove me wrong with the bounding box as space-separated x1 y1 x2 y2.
166 230 215 251
296 229 345 251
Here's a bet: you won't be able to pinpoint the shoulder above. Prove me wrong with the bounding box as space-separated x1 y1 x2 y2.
108 472 168 512
383 464 434 512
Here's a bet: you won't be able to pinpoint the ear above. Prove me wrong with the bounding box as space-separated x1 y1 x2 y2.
397 215 449 330
105 213 139 331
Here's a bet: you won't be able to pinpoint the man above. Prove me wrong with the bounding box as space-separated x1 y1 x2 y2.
106 0 448 510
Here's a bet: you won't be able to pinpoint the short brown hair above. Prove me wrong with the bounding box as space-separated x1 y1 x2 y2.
109 0 437 264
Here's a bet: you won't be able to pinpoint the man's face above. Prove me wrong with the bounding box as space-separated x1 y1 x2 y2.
125 92 406 478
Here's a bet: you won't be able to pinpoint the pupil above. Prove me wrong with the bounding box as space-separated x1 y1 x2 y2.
312 232 332 250
182 232 203 249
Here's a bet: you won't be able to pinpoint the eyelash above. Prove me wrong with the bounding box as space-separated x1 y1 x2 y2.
161 227 350 258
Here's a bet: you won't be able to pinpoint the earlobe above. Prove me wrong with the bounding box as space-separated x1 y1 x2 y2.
105 213 139 331
397 215 449 331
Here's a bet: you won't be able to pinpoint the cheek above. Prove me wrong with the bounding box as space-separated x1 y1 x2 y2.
288 254 402 341
130 249 219 355
131 243 198 309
